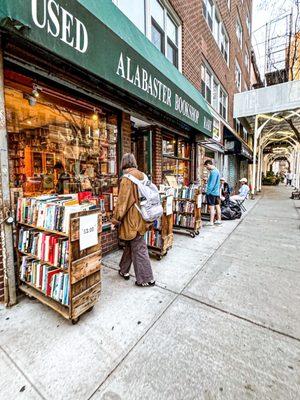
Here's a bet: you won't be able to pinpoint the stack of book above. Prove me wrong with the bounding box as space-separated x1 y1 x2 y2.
17 195 93 233
174 200 195 213
173 214 195 228
144 229 162 248
20 256 69 305
174 187 197 200
153 218 162 230
18 227 69 269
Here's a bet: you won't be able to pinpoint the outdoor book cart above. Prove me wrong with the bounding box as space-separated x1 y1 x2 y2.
172 189 202 238
17 208 102 325
146 196 174 260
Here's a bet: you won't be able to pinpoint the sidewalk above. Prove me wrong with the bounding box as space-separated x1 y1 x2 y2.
1 186 300 400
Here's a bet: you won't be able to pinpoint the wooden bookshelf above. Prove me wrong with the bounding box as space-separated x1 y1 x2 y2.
146 197 174 260
200 193 210 221
173 190 202 238
17 208 102 324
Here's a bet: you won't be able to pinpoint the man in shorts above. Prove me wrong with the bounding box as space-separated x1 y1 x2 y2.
204 159 222 226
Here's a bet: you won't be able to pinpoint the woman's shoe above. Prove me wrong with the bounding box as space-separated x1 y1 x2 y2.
119 271 130 280
135 281 155 287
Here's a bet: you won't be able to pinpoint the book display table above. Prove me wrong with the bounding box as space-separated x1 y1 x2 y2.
17 196 102 324
172 187 202 238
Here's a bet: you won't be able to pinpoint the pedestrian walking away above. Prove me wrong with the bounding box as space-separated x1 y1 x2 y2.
112 153 155 287
204 159 222 226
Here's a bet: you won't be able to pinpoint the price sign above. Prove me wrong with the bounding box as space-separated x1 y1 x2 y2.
197 195 202 209
166 196 173 216
79 214 98 251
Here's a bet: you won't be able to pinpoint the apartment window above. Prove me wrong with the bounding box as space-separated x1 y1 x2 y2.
201 65 228 120
219 88 228 120
202 0 230 64
246 14 251 34
235 60 242 91
244 48 250 71
113 0 180 69
202 0 213 31
113 0 146 34
236 16 243 48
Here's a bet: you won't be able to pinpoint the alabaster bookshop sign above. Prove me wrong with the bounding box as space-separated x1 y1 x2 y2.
116 52 201 125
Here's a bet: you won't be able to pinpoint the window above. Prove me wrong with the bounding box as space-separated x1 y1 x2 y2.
201 64 228 120
235 60 242 91
202 0 229 64
113 0 146 34
114 0 181 69
246 14 251 35
244 48 250 71
236 16 243 48
219 88 228 120
202 0 213 31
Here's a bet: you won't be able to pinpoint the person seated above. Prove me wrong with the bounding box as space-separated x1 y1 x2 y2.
220 178 230 204
230 178 250 202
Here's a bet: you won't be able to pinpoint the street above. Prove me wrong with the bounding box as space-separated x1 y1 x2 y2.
1 185 299 400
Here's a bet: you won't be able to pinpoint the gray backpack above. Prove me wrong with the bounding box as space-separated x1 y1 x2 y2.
123 173 163 222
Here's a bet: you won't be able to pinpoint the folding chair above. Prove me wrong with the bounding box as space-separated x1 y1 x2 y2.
236 198 247 212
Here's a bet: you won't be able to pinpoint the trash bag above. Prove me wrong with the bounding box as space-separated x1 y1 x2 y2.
221 202 242 220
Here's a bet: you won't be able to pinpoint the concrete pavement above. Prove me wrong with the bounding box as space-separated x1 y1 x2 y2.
1 185 299 400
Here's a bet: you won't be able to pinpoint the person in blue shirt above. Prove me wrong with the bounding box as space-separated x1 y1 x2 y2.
204 159 222 226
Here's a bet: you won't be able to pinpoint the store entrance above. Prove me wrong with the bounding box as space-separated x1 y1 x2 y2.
131 117 152 179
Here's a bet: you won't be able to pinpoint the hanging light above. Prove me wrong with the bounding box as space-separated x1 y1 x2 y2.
92 108 98 122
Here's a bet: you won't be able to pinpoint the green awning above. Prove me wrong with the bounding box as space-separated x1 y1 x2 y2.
0 0 213 136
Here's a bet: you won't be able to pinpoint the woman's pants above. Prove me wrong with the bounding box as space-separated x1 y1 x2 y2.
119 234 154 284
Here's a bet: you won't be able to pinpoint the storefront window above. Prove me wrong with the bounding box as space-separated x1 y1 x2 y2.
5 77 119 219
162 134 191 186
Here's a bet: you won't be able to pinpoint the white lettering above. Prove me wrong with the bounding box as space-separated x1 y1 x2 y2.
116 52 125 78
126 57 134 83
31 0 88 53
32 0 47 29
75 19 88 53
47 0 60 37
61 7 74 46
153 78 158 98
134 66 141 88
142 69 148 92
148 74 153 96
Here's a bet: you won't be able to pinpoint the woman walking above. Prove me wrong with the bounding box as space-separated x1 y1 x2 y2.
112 153 155 287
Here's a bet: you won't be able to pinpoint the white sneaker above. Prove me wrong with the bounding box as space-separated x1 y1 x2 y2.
214 220 223 226
206 222 214 227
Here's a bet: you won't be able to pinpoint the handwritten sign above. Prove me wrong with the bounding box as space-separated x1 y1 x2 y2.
79 214 98 251
166 196 173 216
197 195 202 209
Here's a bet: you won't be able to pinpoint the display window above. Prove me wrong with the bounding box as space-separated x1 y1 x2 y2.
5 71 119 221
162 133 191 186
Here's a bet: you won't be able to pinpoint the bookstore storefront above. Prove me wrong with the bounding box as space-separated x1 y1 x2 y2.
0 0 213 304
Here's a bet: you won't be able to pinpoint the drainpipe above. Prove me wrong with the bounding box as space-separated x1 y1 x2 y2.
0 38 17 306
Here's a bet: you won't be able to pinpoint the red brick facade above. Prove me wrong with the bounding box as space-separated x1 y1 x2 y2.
170 0 252 128
152 127 163 186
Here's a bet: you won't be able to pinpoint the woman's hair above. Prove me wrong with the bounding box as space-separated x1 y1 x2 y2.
121 153 138 170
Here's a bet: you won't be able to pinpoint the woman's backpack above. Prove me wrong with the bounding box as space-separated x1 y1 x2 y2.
123 173 163 222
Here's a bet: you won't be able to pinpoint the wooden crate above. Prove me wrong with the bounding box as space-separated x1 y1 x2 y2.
18 208 102 324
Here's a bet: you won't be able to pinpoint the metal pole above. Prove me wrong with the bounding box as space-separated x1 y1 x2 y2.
0 39 17 306
252 115 259 196
256 136 261 192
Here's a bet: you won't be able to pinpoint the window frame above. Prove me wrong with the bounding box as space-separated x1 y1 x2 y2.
235 59 242 91
201 64 228 121
113 0 182 71
236 15 243 48
202 0 230 66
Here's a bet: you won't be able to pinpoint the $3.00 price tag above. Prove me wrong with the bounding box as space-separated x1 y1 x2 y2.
79 214 98 251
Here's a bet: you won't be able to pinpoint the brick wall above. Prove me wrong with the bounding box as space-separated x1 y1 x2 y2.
152 127 162 185
170 0 252 128
101 229 119 255
122 112 132 154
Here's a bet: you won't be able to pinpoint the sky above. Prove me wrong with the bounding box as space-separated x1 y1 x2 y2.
252 0 296 77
